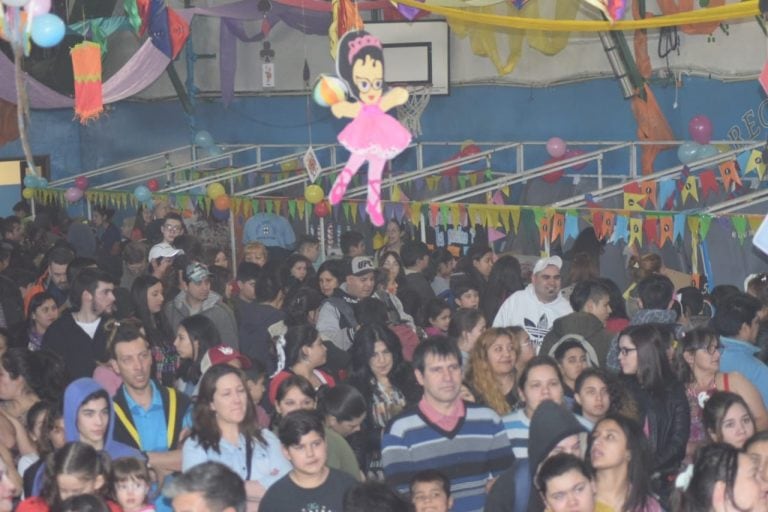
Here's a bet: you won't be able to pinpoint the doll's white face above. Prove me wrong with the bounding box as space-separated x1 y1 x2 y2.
353 55 383 105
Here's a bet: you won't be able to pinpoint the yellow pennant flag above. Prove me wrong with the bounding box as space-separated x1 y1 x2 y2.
510 207 521 233
410 202 422 226
391 185 401 202
499 210 511 232
681 176 699 204
624 193 646 211
748 215 764 234
744 150 766 179
451 204 461 227
628 217 643 246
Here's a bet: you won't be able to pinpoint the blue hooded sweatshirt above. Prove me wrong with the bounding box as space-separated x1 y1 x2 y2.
63 378 143 460
31 378 143 496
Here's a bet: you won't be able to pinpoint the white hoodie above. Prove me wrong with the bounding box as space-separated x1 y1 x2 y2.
492 284 573 351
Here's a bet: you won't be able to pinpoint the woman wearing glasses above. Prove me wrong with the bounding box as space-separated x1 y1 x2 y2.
672 326 768 463
617 324 689 505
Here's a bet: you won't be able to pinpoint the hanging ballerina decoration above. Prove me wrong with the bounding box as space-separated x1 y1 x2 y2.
314 30 412 227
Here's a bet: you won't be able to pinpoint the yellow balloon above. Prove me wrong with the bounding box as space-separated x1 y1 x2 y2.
22 188 34 199
207 183 226 200
305 184 324 204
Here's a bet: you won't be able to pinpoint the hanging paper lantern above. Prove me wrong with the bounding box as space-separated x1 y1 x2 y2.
22 188 34 199
206 183 225 200
65 187 83 202
314 201 330 217
214 194 231 210
147 179 159 192
74 176 89 190
305 184 324 204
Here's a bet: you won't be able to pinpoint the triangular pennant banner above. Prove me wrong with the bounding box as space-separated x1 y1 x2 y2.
551 213 565 243
641 180 657 209
564 213 579 242
643 217 658 246
658 179 677 210
610 215 629 243
659 216 674 247
629 217 643 246
699 214 713 240
601 212 615 241
681 175 699 204
732 215 748 244
719 160 742 190
624 192 646 211
699 170 719 199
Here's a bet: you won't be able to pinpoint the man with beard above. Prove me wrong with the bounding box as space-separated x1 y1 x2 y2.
43 267 116 378
493 256 572 352
23 246 74 313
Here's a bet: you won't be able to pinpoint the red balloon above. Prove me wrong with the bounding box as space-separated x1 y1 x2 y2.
314 201 330 217
147 179 159 192
74 176 88 191
542 157 565 183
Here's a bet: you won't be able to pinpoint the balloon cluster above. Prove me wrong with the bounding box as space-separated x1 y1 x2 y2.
542 137 587 184
63 175 88 202
0 0 65 53
678 115 718 165
304 184 329 217
194 131 223 157
207 183 230 221
21 173 47 199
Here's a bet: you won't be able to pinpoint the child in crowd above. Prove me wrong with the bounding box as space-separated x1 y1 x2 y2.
244 361 271 428
110 457 154 512
450 275 480 310
424 298 451 337
18 442 118 512
410 469 453 512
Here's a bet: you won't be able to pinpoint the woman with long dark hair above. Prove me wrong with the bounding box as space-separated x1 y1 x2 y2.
480 255 523 324
267 324 335 405
23 292 58 352
347 323 420 476
131 275 178 386
672 326 767 462
587 414 662 512
617 324 689 502
456 245 493 296
183 365 291 508
173 315 221 397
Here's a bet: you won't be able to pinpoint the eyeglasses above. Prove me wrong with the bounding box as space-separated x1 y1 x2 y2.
619 347 637 356
703 344 724 355
163 224 182 233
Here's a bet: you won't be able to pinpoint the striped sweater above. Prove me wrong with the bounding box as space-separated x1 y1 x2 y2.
381 403 515 512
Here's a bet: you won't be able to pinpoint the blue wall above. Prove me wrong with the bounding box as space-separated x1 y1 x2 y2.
0 76 765 180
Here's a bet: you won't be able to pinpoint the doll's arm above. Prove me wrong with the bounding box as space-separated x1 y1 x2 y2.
331 100 362 119
379 87 409 113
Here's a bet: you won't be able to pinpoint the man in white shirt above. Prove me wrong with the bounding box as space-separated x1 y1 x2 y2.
492 256 572 352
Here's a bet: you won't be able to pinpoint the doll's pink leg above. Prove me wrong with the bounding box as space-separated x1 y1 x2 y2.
365 157 386 227
329 153 366 205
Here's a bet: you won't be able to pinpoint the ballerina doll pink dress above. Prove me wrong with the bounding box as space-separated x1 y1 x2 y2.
338 101 412 160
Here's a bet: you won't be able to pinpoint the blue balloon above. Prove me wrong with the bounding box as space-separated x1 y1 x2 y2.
695 144 719 160
194 131 213 147
31 14 65 48
209 145 223 157
134 185 152 203
677 142 700 165
23 175 38 188
37 177 48 188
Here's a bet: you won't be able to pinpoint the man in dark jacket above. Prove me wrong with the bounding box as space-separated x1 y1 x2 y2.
42 267 115 379
540 279 614 366
400 241 435 323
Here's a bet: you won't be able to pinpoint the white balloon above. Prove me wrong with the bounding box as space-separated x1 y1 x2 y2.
1 0 31 7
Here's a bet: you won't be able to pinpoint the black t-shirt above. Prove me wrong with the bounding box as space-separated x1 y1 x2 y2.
259 468 356 512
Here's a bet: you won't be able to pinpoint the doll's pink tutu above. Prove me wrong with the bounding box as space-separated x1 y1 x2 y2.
338 103 412 159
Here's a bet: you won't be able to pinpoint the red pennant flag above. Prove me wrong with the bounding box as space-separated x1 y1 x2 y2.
167 8 190 60
699 170 719 198
659 216 674 247
592 211 604 238
644 217 658 246
624 182 642 195
137 0 151 36
601 212 616 240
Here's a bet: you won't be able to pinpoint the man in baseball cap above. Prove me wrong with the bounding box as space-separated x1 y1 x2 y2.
164 262 240 350
492 255 572 351
317 256 376 351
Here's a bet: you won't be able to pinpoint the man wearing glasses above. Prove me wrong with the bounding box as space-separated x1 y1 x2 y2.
160 213 185 247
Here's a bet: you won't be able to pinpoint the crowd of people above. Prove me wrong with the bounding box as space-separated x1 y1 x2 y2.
0 202 765 512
